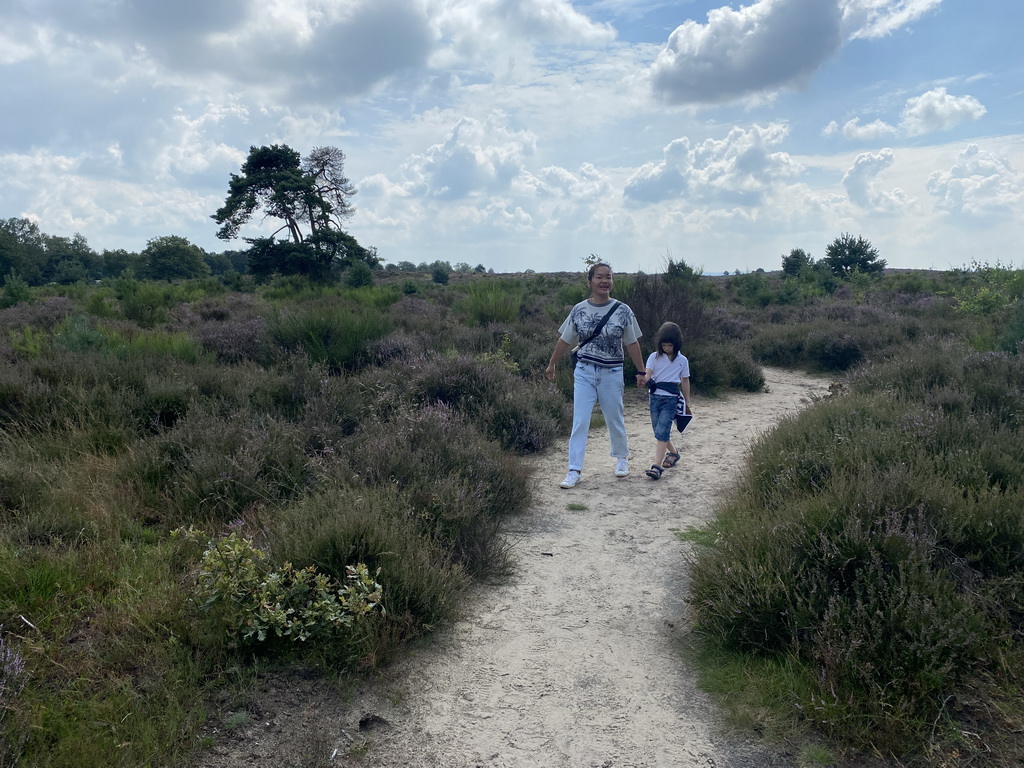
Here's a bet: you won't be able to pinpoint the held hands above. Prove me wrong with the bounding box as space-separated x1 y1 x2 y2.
635 370 648 389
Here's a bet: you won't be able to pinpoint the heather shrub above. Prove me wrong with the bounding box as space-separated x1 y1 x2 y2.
363 330 429 367
804 329 864 371
707 306 752 341
299 368 373 448
0 295 75 332
405 354 569 452
476 381 568 453
194 315 274 364
124 407 311 526
343 404 532 575
0 623 28 764
0 358 55 428
688 342 1024 759
389 294 452 340
687 342 764 395
271 484 471 656
748 323 807 367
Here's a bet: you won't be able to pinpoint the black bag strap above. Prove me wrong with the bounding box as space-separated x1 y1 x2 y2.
577 301 621 351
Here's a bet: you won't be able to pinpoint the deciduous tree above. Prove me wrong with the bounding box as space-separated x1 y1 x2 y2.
142 235 211 281
822 233 886 278
781 248 814 277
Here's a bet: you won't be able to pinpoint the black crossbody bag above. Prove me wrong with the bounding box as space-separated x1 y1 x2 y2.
571 301 621 365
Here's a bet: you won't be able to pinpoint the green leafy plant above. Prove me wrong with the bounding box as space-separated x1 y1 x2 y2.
179 529 383 646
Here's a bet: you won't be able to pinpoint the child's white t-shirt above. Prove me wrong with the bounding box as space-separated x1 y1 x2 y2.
646 352 690 397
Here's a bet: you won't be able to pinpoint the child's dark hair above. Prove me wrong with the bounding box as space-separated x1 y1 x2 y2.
655 322 683 358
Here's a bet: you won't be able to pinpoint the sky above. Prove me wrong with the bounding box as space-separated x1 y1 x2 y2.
1 0 1023 275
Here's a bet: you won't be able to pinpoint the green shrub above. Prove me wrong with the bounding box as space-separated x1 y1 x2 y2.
118 281 172 326
344 262 375 288
177 529 382 647
997 300 1024 353
457 280 523 325
1 271 33 308
268 303 393 372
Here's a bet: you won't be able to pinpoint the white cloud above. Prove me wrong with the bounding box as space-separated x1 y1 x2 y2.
900 87 987 137
0 149 221 250
841 0 943 40
647 0 843 106
927 144 1024 220
624 123 801 205
392 113 537 200
427 0 615 79
842 148 910 212
839 118 898 141
826 87 986 143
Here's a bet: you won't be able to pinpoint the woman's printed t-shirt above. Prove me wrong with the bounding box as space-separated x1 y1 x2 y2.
559 300 642 368
646 351 690 396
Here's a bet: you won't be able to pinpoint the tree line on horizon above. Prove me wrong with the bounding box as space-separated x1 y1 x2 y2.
2 142 906 293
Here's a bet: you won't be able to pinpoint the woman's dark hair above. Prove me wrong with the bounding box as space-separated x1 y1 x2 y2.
587 262 612 280
655 321 684 358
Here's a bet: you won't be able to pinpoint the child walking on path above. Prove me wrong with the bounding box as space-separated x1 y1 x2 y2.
636 322 692 480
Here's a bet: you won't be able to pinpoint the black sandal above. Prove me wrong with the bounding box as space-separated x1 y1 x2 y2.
645 465 663 480
662 452 680 468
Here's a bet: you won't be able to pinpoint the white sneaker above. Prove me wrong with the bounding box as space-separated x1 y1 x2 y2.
614 459 629 477
559 470 581 489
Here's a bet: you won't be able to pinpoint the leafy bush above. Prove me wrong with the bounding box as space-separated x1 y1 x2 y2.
0 271 33 308
178 529 383 648
344 261 374 288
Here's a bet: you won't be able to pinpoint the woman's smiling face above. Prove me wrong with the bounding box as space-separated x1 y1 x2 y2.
588 265 613 299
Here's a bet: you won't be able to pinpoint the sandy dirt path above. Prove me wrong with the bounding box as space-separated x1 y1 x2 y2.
195 367 830 768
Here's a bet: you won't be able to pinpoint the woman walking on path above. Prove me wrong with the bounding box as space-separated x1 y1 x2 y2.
545 263 645 489
636 321 691 479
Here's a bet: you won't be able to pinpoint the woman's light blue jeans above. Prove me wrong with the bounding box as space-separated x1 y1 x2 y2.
568 362 628 472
